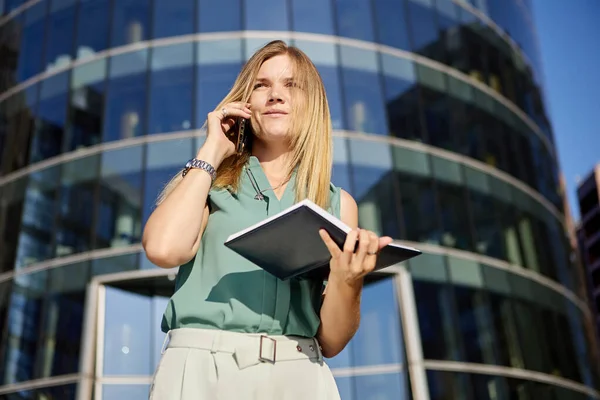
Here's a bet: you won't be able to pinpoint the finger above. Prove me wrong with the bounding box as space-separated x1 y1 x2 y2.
319 229 342 258
343 229 359 254
353 229 370 271
378 236 393 250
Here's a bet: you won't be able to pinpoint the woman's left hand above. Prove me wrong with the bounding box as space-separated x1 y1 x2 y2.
319 229 393 287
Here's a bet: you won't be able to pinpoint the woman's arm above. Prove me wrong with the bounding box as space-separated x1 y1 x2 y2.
142 145 223 269
316 190 392 358
142 102 251 268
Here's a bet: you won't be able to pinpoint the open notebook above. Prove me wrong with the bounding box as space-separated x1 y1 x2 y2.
224 199 422 280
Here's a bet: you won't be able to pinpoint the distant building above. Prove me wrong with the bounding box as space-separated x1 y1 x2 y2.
577 165 600 340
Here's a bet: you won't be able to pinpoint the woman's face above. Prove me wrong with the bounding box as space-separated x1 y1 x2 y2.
249 54 301 140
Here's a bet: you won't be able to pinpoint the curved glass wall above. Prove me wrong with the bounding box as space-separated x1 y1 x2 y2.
0 0 596 399
0 134 567 286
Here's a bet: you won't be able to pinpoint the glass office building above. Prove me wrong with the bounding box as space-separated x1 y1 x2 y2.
0 0 598 398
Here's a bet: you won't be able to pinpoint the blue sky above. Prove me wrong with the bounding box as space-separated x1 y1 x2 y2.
531 0 600 220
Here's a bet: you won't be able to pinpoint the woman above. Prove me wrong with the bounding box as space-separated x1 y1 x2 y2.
142 40 392 399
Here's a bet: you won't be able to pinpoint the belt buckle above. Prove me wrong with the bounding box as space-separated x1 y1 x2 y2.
258 335 276 364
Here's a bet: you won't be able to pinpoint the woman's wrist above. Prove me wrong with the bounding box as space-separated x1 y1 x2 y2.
195 140 228 169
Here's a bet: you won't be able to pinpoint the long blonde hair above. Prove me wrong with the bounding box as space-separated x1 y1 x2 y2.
156 40 333 209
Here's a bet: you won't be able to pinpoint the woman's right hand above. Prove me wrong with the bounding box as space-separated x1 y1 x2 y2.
203 102 252 163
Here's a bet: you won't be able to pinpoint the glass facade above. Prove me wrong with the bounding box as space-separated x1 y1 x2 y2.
0 0 597 399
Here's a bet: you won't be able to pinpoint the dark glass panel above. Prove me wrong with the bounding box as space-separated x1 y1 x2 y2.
0 84 38 175
198 0 241 32
372 0 411 50
55 155 99 256
66 59 107 152
290 0 334 35
42 0 76 74
427 370 472 400
103 49 149 142
143 138 193 224
381 54 421 141
95 146 143 249
30 71 69 162
334 0 375 42
74 0 110 60
40 262 89 376
436 182 473 251
487 292 524 369
406 0 439 59
16 1 46 82
14 167 60 269
413 280 459 360
0 270 47 384
152 0 195 39
453 286 495 364
148 43 194 134
110 0 151 46
397 173 441 244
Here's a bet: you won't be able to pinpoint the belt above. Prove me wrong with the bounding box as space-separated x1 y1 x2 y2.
162 328 324 370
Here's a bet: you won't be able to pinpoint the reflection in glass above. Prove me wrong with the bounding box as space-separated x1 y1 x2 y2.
103 50 149 142
198 0 241 32
55 156 99 256
437 182 473 251
196 53 242 127
373 0 411 50
427 370 471 400
381 55 421 141
111 0 151 46
339 47 388 135
102 384 151 400
1 270 47 384
40 262 89 377
95 147 143 249
30 72 70 163
152 0 195 38
143 138 193 224
291 0 334 35
406 0 439 59
148 43 194 134
67 59 107 151
354 373 408 399
453 286 495 364
103 287 152 376
14 167 60 269
413 280 460 360
74 0 110 60
92 253 139 277
487 293 524 369
245 0 289 31
43 0 77 73
16 1 46 82
335 0 375 42
397 174 440 245
351 279 404 366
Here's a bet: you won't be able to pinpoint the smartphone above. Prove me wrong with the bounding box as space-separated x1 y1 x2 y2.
235 118 246 155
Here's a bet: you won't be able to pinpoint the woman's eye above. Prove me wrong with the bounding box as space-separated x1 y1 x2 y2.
253 83 265 89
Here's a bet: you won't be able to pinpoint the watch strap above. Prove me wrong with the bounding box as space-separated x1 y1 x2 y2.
182 158 217 181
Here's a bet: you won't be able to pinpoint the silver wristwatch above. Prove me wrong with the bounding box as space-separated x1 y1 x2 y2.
182 158 217 181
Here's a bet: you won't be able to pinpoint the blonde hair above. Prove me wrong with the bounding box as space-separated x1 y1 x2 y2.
156 40 333 209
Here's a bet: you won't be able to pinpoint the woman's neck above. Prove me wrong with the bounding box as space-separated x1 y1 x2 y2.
251 138 293 178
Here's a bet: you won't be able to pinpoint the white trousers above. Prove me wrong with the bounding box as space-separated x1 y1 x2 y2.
149 328 341 400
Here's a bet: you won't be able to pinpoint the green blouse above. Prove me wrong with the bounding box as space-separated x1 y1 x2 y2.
161 156 342 338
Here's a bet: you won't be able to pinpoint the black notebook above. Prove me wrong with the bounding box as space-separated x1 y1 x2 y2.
224 199 422 280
